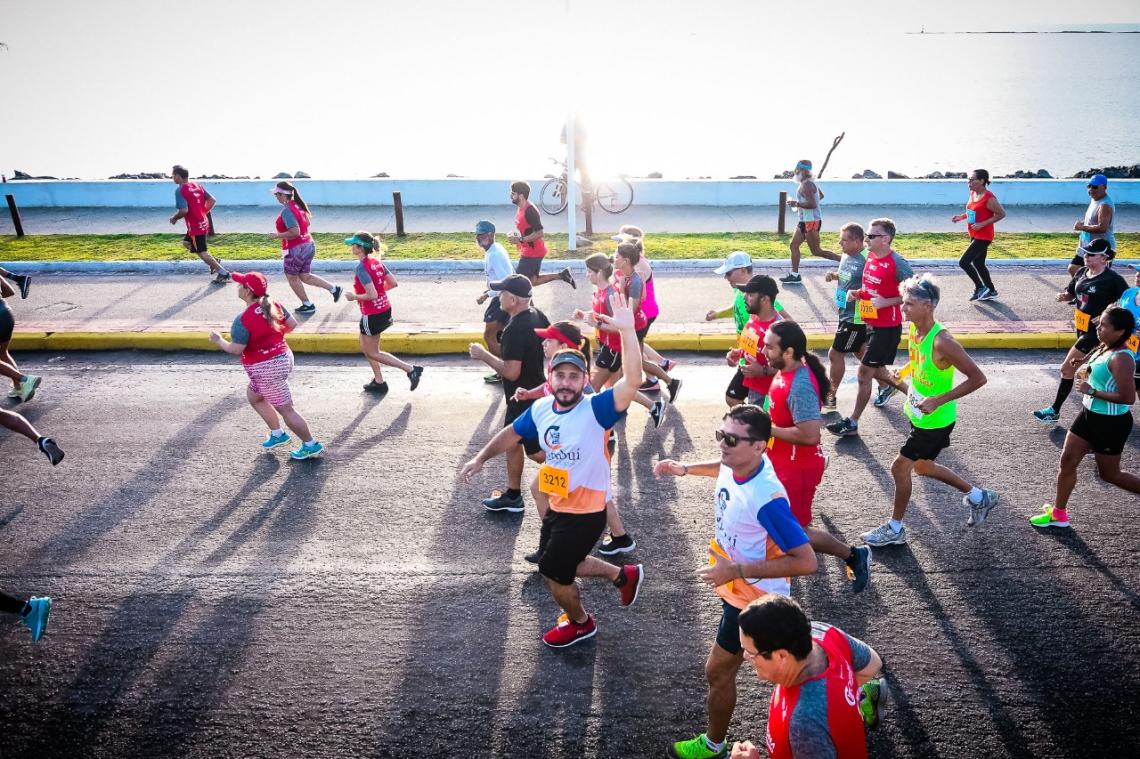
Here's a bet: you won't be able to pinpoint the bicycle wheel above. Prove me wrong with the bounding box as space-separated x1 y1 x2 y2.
539 178 568 215
595 178 634 214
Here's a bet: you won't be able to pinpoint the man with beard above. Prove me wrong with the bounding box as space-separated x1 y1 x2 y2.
506 180 576 290
462 291 645 649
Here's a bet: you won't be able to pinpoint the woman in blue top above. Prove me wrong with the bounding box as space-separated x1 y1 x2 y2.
1118 264 1140 392
1032 306 1139 529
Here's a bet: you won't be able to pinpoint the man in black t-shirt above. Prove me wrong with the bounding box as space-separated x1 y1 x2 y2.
469 274 550 511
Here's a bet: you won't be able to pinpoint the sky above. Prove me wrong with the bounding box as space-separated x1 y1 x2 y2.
1 0 1138 180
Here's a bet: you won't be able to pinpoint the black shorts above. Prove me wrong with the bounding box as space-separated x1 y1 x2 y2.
716 600 743 654
515 256 544 279
1073 329 1100 355
596 344 622 372
899 422 955 462
725 367 748 401
1069 408 1134 456
832 320 869 354
861 325 902 368
183 234 208 253
483 296 510 325
505 400 542 456
1070 253 1084 268
0 304 13 343
359 311 393 336
538 509 608 585
635 325 650 343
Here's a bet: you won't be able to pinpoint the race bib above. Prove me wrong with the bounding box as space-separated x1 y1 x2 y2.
1074 310 1091 333
966 209 977 225
905 386 927 419
538 464 569 499
857 299 879 321
834 288 849 310
1128 333 1139 353
739 327 759 358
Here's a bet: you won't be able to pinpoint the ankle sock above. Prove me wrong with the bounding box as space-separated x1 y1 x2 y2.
888 519 903 532
967 486 984 504
613 570 628 588
705 735 725 752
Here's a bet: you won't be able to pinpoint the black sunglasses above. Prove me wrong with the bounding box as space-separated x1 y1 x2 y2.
865 233 889 240
716 429 761 447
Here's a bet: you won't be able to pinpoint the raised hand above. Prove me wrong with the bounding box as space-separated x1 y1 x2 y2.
596 289 634 332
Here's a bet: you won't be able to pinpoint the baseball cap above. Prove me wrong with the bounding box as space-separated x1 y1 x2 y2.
231 271 268 297
535 324 579 349
549 350 588 373
714 251 753 275
1087 174 1108 187
735 273 780 298
474 220 496 235
488 273 533 298
1078 238 1115 259
584 253 613 273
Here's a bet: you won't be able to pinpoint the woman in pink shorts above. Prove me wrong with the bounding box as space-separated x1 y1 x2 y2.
208 271 324 460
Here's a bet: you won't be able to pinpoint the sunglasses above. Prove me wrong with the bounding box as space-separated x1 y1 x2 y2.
742 647 770 661
716 430 761 447
865 233 889 240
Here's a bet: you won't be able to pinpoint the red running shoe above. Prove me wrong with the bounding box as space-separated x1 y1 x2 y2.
618 563 644 607
543 614 597 648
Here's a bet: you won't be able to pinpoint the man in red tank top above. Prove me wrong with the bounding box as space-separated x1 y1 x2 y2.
507 181 576 290
732 595 887 759
170 165 229 283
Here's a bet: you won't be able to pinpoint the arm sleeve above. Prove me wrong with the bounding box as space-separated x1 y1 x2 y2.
175 189 187 210
511 405 539 440
281 206 298 229
788 369 822 424
229 315 250 344
524 204 543 232
757 498 810 551
590 388 626 429
893 254 914 282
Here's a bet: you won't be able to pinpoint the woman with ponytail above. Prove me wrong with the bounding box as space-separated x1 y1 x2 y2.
268 181 343 314
208 271 324 460
763 320 873 594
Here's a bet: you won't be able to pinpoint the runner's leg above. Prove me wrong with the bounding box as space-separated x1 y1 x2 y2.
806 228 839 262
890 454 918 522
913 459 973 493
959 239 986 291
0 407 40 442
299 272 337 293
506 444 525 491
1092 453 1140 495
285 274 310 303
705 644 745 744
275 402 314 442
789 227 805 274
575 555 621 582
1053 432 1089 511
605 499 627 538
0 341 20 392
546 577 588 623
359 334 413 374
246 387 281 429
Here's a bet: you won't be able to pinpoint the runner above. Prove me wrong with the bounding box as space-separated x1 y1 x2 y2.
726 275 781 408
613 225 677 390
655 404 818 759
1069 174 1116 278
0 266 31 299
268 181 343 314
461 291 645 649
474 220 514 384
1030 306 1139 529
614 241 682 400
729 595 887 759
506 181 576 290
781 159 839 285
468 274 550 513
861 274 998 547
1033 239 1128 423
1117 264 1140 393
0 274 41 403
826 219 914 436
952 169 1006 301
0 407 64 465
822 222 868 413
169 165 230 283
763 321 871 593
342 232 423 396
1 591 51 642
207 271 325 460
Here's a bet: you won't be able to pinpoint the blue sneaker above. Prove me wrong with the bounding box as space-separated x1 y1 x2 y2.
21 596 52 642
261 431 291 450
290 441 325 460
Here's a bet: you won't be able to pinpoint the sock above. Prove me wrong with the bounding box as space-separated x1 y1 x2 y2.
270 428 284 437
1052 507 1069 519
1052 378 1074 413
303 439 316 446
888 519 903 532
504 488 522 500
705 735 726 752
328 285 337 293
613 570 628 588
303 300 314 307
967 487 984 504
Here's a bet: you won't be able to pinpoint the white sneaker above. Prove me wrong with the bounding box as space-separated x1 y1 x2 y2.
861 522 907 547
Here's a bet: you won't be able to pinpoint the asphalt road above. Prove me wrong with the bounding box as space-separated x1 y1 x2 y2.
1 351 1138 758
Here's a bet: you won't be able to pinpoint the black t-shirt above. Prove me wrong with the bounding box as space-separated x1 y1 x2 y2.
1067 267 1129 320
500 306 550 405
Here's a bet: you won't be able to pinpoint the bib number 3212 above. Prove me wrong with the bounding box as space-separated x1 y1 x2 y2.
538 464 570 498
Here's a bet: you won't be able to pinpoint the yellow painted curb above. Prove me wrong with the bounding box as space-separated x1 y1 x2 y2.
11 330 1076 354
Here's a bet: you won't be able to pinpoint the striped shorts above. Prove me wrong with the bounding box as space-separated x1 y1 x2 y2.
245 351 295 407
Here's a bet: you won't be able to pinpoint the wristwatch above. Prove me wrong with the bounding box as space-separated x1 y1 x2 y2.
1086 387 1096 397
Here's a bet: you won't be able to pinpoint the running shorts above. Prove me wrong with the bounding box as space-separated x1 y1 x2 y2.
483 296 510 325
538 510 608 585
596 344 622 372
360 310 393 336
515 255 544 279
183 234 208 253
505 399 542 456
283 240 317 276
798 220 822 234
725 367 748 401
770 452 826 526
245 351 295 408
899 422 955 462
1073 329 1100 355
832 320 869 354
635 325 650 343
746 389 767 406
716 600 743 654
861 325 902 368
0 302 13 343
1069 408 1133 456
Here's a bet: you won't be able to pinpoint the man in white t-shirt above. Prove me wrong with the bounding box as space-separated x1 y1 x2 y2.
474 220 515 383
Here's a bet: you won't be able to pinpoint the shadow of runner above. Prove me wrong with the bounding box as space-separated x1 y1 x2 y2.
148 283 229 325
1041 528 1140 612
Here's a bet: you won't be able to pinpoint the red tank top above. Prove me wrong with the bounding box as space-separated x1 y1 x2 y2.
593 285 621 351
179 183 211 236
858 252 905 327
354 256 392 315
739 314 778 393
615 271 649 330
766 627 868 759
515 201 548 258
767 363 823 462
238 302 291 366
967 190 995 242
275 200 312 250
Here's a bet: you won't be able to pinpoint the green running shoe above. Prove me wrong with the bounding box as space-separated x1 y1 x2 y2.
859 677 890 729
667 734 727 759
1029 504 1069 528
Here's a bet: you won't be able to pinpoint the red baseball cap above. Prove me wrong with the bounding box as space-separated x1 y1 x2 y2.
231 271 268 297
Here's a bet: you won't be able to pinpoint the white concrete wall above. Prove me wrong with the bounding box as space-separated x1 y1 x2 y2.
2 178 1137 208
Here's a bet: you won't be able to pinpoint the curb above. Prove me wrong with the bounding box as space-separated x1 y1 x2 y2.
9 330 1075 354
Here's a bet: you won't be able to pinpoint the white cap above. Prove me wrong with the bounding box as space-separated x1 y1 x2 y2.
714 250 753 275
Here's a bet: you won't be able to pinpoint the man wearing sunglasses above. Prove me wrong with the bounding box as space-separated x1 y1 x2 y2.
462 291 644 650
1069 174 1117 278
655 405 817 759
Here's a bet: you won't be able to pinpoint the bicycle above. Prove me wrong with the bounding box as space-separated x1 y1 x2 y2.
539 159 634 215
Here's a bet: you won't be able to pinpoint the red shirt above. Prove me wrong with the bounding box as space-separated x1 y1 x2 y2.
967 190 996 242
353 257 392 315
515 201 548 258
179 182 211 237
739 314 779 394
237 302 291 366
593 285 621 351
275 201 312 250
856 251 911 328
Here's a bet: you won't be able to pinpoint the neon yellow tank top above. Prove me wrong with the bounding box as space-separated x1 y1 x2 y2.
905 322 956 429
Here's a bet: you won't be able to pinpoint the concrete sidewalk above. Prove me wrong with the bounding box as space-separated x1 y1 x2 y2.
5 265 1088 354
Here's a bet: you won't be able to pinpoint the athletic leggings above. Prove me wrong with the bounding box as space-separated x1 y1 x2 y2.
959 238 994 291
1 589 26 614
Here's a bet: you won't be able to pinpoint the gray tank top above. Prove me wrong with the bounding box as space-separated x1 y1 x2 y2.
1080 195 1117 251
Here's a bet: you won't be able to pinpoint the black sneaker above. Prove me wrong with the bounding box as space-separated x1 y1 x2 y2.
597 533 636 556
295 303 317 314
17 274 32 299
779 272 802 284
968 286 984 302
331 285 343 303
845 545 872 593
667 377 683 403
37 437 64 466
482 493 524 513
639 378 661 392
649 399 667 428
363 380 389 395
407 365 424 391
826 417 859 437
978 287 998 301
559 268 576 289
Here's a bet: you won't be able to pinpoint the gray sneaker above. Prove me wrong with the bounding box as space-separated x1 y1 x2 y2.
873 384 897 407
966 489 999 527
861 522 907 547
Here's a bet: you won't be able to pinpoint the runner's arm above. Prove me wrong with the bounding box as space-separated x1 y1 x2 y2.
738 542 817 580
796 181 819 210
1079 204 1114 234
978 194 1006 228
706 305 734 321
653 458 721 478
208 333 245 356
0 278 14 298
461 424 525 482
771 419 821 446
383 272 399 290
933 334 987 406
203 192 216 214
1082 353 1137 405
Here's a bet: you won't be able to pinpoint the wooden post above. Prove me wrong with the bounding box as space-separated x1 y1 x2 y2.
777 191 787 234
6 194 24 237
393 191 405 237
583 189 594 236
207 211 216 236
